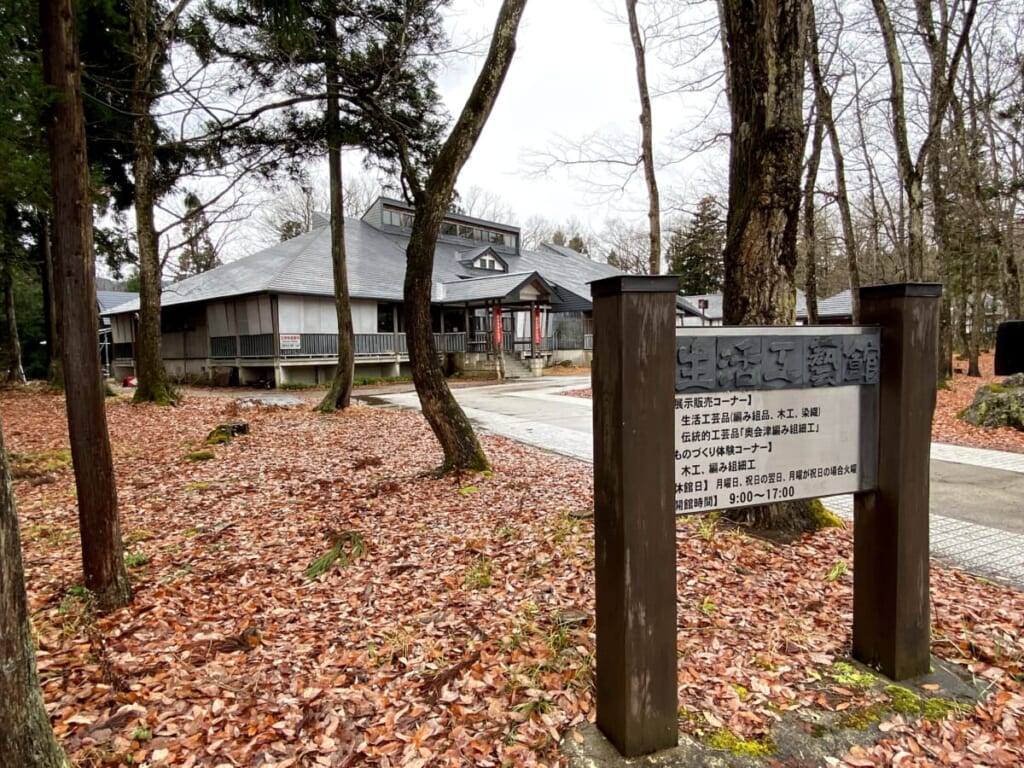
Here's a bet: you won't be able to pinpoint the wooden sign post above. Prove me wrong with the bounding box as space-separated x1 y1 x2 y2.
853 284 941 680
591 276 679 756
590 278 940 758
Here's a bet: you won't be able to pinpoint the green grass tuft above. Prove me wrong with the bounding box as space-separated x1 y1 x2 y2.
304 530 366 578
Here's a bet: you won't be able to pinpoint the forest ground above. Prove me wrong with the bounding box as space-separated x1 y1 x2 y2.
2 358 1022 766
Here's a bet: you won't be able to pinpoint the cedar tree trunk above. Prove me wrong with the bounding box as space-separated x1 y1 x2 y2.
316 26 355 413
0 415 69 766
129 0 176 404
720 0 815 530
41 217 63 388
41 0 132 611
403 0 527 472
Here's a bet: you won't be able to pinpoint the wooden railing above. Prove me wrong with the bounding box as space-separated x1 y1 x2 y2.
210 336 237 358
281 334 338 357
239 334 273 358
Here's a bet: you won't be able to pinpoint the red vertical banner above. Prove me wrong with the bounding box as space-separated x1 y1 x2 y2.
493 306 503 348
533 307 542 345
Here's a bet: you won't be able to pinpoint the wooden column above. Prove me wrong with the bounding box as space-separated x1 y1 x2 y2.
591 275 678 756
853 283 941 680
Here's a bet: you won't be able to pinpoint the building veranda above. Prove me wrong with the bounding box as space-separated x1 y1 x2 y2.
104 198 626 387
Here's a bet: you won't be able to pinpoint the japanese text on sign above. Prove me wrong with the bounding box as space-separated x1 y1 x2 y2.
674 328 880 514
676 333 880 393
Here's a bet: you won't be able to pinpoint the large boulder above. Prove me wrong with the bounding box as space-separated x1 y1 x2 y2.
959 374 1024 431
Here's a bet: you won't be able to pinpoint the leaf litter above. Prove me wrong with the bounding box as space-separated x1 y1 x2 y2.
1 385 1022 767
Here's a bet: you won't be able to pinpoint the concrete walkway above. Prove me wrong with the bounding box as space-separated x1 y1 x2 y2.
366 377 1024 590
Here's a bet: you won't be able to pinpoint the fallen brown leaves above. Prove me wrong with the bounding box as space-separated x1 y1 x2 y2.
934 352 1024 454
2 386 1023 767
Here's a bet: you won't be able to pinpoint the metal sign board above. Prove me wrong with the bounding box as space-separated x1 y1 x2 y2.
674 326 880 514
279 333 301 350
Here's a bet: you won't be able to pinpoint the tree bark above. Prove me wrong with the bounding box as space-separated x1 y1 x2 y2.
625 0 661 275
719 0 808 327
720 0 813 530
4 260 26 383
968 270 984 376
402 0 527 472
129 0 176 405
41 0 132 612
802 108 823 325
40 217 63 388
316 21 355 413
0 415 69 766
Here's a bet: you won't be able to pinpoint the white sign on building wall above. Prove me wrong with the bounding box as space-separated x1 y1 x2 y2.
279 333 301 350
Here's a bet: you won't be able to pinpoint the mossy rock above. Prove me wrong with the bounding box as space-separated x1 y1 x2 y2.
959 379 1024 431
1002 373 1024 388
206 420 249 445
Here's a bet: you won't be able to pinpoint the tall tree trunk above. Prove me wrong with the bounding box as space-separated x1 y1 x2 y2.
720 0 807 326
967 268 984 376
720 0 813 530
40 216 63 388
0 415 69 766
402 0 527 472
316 26 355 413
41 0 132 612
807 3 860 320
955 288 969 358
4 261 26 383
625 0 661 275
803 108 823 325
129 0 176 405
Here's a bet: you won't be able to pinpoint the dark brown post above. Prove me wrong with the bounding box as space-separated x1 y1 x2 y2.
853 283 941 680
591 275 678 756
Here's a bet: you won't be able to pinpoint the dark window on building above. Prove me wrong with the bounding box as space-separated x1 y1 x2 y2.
377 304 394 333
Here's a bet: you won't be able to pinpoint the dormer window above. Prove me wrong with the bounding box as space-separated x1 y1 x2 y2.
474 254 505 271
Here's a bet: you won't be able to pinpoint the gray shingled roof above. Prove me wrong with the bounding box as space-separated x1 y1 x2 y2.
677 295 702 316
818 289 853 318
438 272 559 304
97 291 138 313
105 213 622 316
796 289 853 320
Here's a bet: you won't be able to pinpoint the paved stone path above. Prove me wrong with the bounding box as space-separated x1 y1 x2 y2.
369 378 1024 589
827 444 1024 588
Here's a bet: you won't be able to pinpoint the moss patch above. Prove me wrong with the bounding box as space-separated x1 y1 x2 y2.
809 499 843 529
828 661 877 691
186 450 215 462
707 730 776 757
9 448 72 478
883 685 921 715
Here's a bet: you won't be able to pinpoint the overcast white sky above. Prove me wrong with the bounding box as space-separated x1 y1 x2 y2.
434 0 729 234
